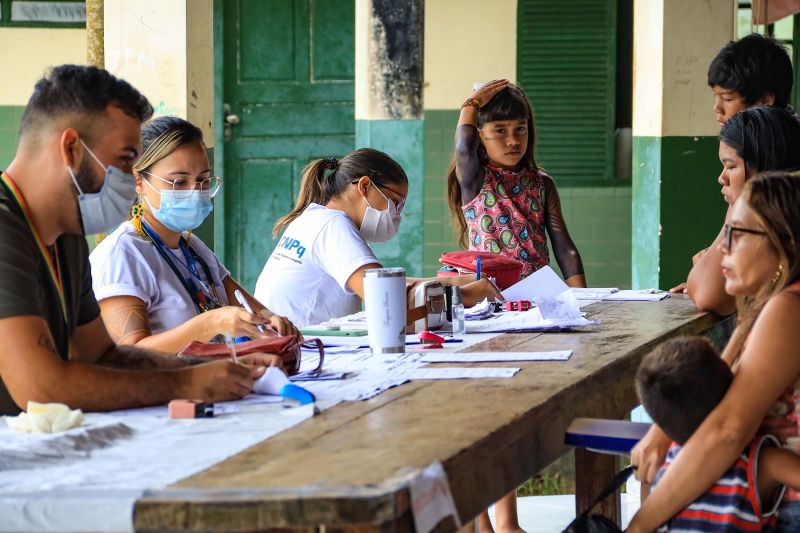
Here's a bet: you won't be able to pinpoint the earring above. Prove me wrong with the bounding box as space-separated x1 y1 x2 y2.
771 263 785 286
131 200 146 238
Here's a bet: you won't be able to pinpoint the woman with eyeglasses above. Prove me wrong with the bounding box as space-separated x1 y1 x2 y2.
255 148 500 328
90 116 298 354
629 172 800 531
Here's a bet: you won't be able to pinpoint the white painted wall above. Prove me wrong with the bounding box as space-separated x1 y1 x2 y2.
104 0 213 143
633 0 735 137
423 0 517 110
0 28 86 106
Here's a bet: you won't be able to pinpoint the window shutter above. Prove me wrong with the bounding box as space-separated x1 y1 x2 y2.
517 0 617 184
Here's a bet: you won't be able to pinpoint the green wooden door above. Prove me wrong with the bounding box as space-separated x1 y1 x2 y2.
218 0 354 290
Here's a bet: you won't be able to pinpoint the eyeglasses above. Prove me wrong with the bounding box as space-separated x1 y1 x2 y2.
352 179 406 214
723 223 767 252
143 171 223 200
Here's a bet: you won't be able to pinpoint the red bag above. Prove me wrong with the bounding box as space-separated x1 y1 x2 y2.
439 251 522 290
177 337 324 376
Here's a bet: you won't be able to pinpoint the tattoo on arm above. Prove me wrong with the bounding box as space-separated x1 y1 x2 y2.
97 345 193 370
37 334 58 355
105 303 152 344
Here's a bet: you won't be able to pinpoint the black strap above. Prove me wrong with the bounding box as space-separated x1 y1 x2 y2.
587 465 635 512
562 465 634 533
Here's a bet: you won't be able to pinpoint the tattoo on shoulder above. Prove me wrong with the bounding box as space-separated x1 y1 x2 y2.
37 334 58 355
105 303 152 344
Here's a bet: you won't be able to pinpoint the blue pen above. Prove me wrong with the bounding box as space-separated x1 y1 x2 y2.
476 256 482 281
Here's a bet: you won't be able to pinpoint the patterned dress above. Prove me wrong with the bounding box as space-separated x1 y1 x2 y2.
462 164 550 278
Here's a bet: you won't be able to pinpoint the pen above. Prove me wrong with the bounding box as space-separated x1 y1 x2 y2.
475 257 482 281
234 288 279 336
224 333 239 365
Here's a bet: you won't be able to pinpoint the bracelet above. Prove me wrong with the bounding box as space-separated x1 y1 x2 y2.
461 97 480 109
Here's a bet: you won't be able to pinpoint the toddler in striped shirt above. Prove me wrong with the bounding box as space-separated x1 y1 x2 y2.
636 336 800 532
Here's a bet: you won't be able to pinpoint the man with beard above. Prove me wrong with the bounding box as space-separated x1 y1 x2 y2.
0 65 269 415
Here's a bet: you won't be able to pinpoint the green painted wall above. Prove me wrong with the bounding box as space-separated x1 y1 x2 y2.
0 106 22 170
422 110 633 288
632 135 726 290
356 118 424 277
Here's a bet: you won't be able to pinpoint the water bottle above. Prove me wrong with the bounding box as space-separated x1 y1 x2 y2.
452 286 466 338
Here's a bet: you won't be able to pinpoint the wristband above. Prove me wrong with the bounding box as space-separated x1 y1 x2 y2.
461 98 480 109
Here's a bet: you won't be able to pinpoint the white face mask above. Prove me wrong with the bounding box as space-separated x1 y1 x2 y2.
359 182 402 243
67 139 136 235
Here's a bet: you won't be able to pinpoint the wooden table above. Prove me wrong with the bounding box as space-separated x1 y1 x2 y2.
135 297 731 532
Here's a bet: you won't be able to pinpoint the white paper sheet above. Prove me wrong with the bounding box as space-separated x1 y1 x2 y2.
601 289 669 301
500 266 583 320
570 288 668 301
409 462 461 533
420 351 573 363
464 309 594 333
407 367 520 380
0 402 316 533
501 265 567 301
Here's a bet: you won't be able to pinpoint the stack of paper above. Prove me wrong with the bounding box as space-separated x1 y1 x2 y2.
465 308 594 333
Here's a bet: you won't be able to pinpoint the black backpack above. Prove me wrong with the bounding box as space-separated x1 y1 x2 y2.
562 465 634 533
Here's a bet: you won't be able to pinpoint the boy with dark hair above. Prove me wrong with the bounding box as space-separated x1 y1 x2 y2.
708 33 794 127
675 34 795 304
637 336 800 531
0 65 272 415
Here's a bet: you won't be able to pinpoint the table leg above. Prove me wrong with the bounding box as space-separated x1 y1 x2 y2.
574 449 621 524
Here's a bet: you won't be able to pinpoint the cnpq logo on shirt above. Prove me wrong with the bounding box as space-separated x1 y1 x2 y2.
277 236 306 258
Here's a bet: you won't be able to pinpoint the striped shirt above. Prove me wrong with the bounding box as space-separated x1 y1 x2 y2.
653 435 784 532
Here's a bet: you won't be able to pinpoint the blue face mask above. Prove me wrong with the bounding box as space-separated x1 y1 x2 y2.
67 139 137 235
142 178 213 232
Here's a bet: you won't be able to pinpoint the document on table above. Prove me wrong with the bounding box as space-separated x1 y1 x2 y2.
570 288 669 301
407 367 520 379
464 308 594 333
420 350 573 363
501 266 583 320
0 402 317 533
601 289 669 301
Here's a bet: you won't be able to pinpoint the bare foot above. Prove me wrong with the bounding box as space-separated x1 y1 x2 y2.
495 527 527 533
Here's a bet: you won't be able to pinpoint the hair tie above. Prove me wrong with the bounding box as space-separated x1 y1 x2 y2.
322 157 339 171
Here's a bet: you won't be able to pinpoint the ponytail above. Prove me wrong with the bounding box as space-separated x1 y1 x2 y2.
273 148 408 238
273 159 331 237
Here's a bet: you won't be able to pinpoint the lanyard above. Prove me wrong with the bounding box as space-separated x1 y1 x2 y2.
140 221 220 313
178 239 203 281
0 172 73 359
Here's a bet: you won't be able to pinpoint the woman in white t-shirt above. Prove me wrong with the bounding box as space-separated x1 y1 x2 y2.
90 116 298 353
255 148 498 328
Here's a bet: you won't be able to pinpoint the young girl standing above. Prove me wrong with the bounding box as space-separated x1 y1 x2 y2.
447 80 586 287
448 81 585 533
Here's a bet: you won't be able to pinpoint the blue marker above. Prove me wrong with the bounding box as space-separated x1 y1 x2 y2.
476 256 482 281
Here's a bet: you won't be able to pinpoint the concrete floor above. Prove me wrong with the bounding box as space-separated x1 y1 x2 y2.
485 491 640 532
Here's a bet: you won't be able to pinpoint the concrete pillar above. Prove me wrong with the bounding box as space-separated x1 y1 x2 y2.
104 0 212 141
103 0 214 242
631 0 734 289
86 0 104 68
355 0 424 276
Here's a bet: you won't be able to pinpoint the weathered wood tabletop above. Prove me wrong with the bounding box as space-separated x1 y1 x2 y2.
135 297 730 532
